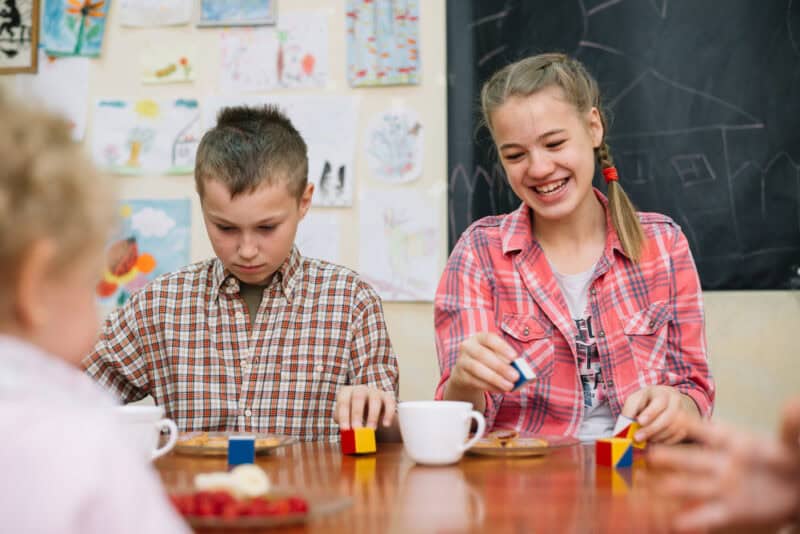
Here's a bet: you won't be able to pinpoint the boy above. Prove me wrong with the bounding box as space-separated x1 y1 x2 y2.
83 105 399 442
0 94 188 533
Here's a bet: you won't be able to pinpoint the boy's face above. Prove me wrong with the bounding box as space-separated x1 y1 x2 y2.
201 178 313 286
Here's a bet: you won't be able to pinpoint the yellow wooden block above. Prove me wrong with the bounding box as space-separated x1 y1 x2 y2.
353 427 376 453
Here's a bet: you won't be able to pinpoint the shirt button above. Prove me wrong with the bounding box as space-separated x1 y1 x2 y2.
244 409 252 417
315 365 324 373
648 320 656 328
523 327 529 336
606 379 614 388
241 360 250 370
598 331 605 338
590 288 597 296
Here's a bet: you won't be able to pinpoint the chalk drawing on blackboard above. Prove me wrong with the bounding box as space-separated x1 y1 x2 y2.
649 0 669 19
671 155 716 187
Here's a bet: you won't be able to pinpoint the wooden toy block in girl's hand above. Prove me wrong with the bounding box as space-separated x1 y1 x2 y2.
613 415 646 449
595 437 633 468
510 358 536 391
340 427 376 455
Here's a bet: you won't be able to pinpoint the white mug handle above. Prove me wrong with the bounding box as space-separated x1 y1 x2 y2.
151 418 178 460
459 410 486 452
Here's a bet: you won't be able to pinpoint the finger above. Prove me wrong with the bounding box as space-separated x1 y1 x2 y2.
337 387 352 429
460 354 515 392
656 473 722 501
636 393 668 427
780 396 800 449
464 339 519 384
647 445 721 477
382 393 396 427
640 404 679 443
365 390 383 429
475 332 518 362
349 386 368 429
672 501 729 533
621 389 648 419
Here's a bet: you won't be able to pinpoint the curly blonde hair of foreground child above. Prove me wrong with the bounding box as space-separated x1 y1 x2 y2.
0 92 115 320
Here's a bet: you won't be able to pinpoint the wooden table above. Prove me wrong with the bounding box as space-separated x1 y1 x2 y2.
156 441 678 533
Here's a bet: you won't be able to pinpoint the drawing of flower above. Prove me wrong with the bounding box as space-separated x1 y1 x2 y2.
65 0 105 55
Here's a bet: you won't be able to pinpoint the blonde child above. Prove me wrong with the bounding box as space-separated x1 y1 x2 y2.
435 53 713 443
84 105 398 440
0 94 188 533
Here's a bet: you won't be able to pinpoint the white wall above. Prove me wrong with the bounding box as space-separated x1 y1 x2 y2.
4 0 797 434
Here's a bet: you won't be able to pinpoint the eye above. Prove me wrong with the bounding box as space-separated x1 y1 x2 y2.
258 225 275 232
546 139 566 149
215 224 234 232
502 152 524 161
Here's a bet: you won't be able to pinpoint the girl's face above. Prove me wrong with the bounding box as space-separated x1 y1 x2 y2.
490 86 603 223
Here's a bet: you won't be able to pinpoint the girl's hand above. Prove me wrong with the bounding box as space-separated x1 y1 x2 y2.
447 332 519 395
621 385 700 444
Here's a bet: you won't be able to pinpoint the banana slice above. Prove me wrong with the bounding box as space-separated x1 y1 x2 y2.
230 464 270 498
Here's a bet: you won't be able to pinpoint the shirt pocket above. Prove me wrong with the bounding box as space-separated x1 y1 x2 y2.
499 313 554 379
280 357 349 394
622 301 673 370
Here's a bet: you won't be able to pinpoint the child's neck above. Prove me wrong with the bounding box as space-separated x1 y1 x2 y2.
532 193 607 275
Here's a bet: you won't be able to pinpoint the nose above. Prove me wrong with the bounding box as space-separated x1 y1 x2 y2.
238 233 258 260
526 150 556 180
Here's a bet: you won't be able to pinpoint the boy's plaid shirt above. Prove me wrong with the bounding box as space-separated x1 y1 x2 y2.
434 191 714 435
84 247 398 442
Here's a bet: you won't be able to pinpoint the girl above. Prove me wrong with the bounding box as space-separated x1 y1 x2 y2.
434 53 713 444
0 92 189 533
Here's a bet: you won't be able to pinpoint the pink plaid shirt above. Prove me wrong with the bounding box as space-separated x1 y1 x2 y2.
434 190 713 436
84 247 398 442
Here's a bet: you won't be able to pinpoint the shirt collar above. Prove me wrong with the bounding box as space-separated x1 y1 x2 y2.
500 187 627 259
211 246 302 303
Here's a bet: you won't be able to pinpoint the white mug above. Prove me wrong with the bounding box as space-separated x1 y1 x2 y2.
117 405 178 461
398 401 486 465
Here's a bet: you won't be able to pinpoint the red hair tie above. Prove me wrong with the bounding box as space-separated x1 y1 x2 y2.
602 166 619 183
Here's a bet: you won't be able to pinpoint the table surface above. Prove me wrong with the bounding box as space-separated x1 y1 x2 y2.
155 439 685 533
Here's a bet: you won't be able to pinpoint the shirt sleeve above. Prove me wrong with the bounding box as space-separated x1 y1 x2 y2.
82 291 152 404
433 230 503 429
666 228 715 417
349 281 399 397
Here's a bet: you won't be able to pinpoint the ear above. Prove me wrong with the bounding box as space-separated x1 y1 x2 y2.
14 239 56 330
298 183 314 219
587 107 604 149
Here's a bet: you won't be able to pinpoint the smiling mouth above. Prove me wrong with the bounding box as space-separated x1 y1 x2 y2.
533 178 569 195
237 264 264 271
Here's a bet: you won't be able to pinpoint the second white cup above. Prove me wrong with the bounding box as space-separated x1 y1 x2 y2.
398 400 486 466
117 405 178 461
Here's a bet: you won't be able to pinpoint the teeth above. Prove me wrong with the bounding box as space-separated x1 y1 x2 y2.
534 179 567 194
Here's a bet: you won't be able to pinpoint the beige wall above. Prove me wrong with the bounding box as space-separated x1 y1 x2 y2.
5 1 797 434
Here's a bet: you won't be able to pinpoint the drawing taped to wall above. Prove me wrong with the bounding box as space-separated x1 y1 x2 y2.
359 189 440 301
119 0 191 27
92 98 201 175
219 12 328 92
140 45 196 84
197 0 275 27
346 0 419 87
205 95 358 207
365 107 423 183
41 0 109 57
96 198 191 317
0 0 38 73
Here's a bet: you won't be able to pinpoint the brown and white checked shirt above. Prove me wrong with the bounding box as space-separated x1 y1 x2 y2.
83 247 398 442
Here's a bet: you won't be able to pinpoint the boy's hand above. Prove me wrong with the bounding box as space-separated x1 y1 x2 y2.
647 403 800 532
621 385 699 444
335 385 396 430
448 332 518 395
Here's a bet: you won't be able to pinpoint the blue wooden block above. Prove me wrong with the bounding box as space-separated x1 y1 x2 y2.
228 435 255 467
510 358 536 391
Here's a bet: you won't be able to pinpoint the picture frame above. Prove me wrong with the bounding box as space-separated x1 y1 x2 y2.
196 0 276 28
0 0 39 74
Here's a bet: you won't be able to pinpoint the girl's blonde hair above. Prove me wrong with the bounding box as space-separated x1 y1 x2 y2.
0 91 115 317
480 53 645 261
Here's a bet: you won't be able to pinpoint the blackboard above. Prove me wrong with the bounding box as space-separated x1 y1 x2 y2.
447 0 800 290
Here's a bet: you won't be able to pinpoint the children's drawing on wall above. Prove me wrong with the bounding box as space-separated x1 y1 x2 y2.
366 108 423 184
359 189 440 301
346 0 419 87
205 95 358 206
294 210 341 265
92 98 201 175
119 0 191 27
140 45 195 84
197 0 275 27
41 0 109 58
96 199 191 317
0 0 38 73
14 50 88 139
219 12 328 92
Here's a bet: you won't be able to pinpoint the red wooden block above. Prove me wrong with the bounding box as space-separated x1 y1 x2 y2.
340 429 356 455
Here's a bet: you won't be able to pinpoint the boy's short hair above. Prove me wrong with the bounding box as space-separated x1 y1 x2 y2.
0 91 115 318
194 105 308 200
